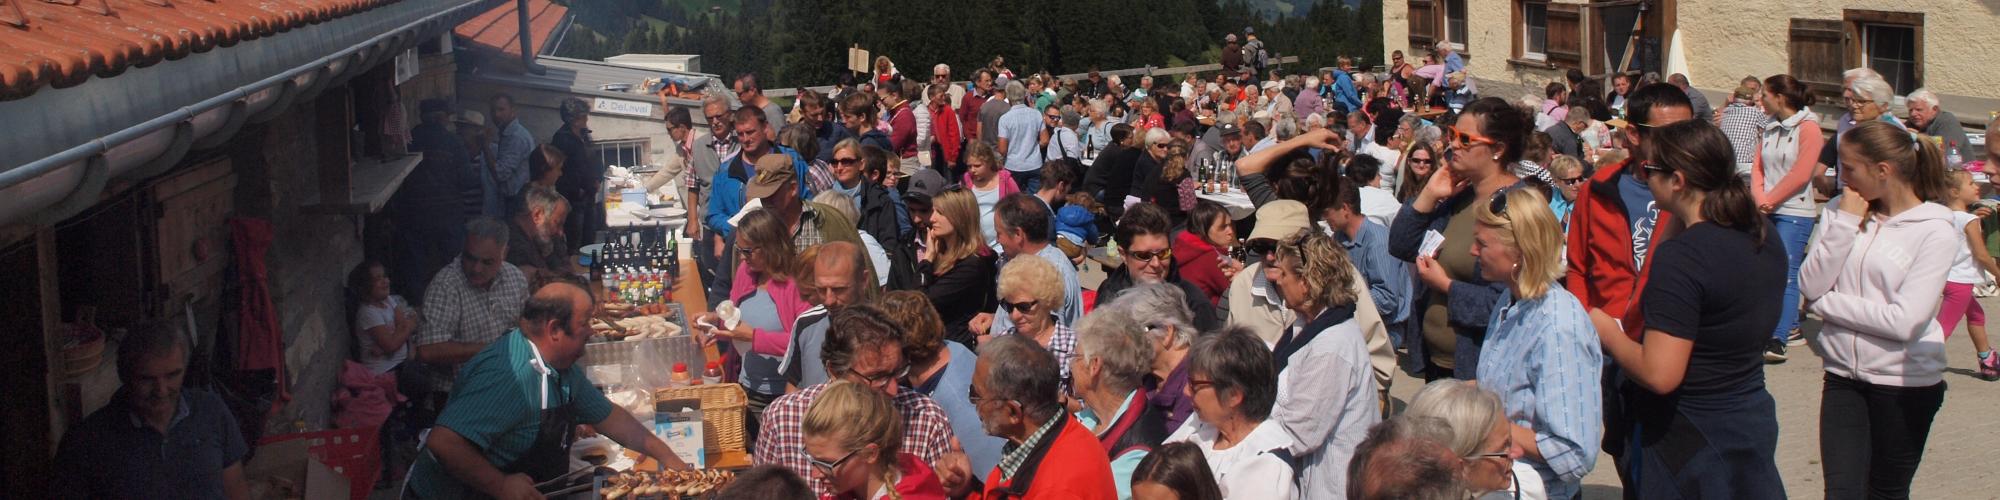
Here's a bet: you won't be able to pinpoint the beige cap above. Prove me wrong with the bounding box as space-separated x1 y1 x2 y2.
1247 200 1311 242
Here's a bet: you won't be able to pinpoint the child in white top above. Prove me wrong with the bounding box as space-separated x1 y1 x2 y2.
349 261 416 375
1937 169 1999 379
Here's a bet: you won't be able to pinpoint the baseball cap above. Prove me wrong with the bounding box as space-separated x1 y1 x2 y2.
1218 123 1241 136
903 167 948 202
1247 200 1309 242
454 110 487 128
743 153 796 200
1261 80 1282 92
1226 34 1238 43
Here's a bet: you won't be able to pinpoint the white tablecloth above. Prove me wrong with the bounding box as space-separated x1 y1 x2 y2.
1197 190 1257 220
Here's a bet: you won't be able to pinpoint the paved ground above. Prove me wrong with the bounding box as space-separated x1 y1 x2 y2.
1381 299 2000 499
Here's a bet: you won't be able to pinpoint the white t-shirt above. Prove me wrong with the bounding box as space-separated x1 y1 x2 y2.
354 295 410 375
974 183 1002 253
1948 212 1986 284
1359 186 1401 229
1474 461 1548 500
1166 418 1300 500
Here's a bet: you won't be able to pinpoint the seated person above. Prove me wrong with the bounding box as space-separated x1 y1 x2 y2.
53 323 250 500
404 282 689 498
506 187 573 282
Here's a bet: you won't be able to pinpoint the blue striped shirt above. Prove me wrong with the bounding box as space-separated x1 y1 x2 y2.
1477 287 1603 500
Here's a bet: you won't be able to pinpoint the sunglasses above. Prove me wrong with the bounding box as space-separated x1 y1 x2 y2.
1409 156 1435 165
1557 175 1587 186
1487 190 1512 219
831 157 861 166
1127 248 1172 262
1637 160 1670 177
808 447 867 475
999 299 1040 313
1444 125 1499 150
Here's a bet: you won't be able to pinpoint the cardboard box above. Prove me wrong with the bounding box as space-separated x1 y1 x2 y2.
243 438 353 500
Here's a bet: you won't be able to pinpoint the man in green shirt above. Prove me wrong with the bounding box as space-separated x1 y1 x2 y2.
407 282 689 498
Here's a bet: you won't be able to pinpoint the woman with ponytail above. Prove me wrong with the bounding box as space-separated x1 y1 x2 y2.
1587 120 1786 497
1800 120 1957 499
802 381 948 500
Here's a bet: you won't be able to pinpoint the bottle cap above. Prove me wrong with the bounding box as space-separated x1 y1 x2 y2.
706 360 720 369
673 362 688 373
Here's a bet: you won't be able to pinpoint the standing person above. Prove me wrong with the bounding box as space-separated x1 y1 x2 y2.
1716 83 1769 179
1070 308 1167 499
977 71 1010 147
489 94 534 197
1803 120 1958 499
887 80 923 176
1589 120 1786 498
779 242 878 390
1265 228 1380 497
928 84 965 175
844 92 894 153
999 81 1049 192
1331 57 1362 114
1395 140 1441 202
1469 189 1603 499
736 74 786 136
52 324 251 500
695 209 810 445
1163 327 1300 500
971 335 1119 500
1938 169 2000 379
963 141 1022 252
646 107 701 204
1749 75 1825 360
1388 97 1532 381
550 98 603 253
802 381 950 500
1324 177 1412 344
921 188 1001 347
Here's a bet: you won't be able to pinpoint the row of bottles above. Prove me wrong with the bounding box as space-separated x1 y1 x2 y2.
594 227 680 304
1196 154 1239 193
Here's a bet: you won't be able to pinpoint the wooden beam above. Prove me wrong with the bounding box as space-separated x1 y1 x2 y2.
316 87 354 210
37 226 61 451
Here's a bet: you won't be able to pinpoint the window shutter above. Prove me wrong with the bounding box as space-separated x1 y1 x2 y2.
1410 0 1436 47
1547 3 1583 68
1789 19 1846 97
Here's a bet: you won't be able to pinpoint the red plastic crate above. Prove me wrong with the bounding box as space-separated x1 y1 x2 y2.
258 428 382 500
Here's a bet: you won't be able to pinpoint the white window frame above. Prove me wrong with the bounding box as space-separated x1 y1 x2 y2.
1444 0 1469 51
1860 23 1919 96
1521 2 1549 61
594 138 650 169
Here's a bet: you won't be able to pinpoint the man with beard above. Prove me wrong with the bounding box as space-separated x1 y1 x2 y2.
505 187 572 282
54 324 250 500
781 241 879 388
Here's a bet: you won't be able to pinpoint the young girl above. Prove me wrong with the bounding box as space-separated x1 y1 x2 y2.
1938 168 2000 379
802 381 947 500
1800 120 1958 499
348 261 415 376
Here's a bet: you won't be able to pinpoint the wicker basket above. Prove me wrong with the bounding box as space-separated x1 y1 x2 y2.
655 384 748 455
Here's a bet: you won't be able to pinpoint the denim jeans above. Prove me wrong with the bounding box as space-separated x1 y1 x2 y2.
1009 168 1042 194
1771 214 1816 341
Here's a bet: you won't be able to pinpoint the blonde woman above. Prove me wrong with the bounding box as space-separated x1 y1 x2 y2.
803 381 947 500
1262 228 1378 497
1469 188 1601 500
996 256 1075 397
921 188 999 347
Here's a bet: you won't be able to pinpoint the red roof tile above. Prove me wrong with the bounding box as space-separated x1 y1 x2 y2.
452 0 564 58
0 0 396 101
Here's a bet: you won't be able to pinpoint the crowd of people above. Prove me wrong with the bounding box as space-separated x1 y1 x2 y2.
48 25 2000 500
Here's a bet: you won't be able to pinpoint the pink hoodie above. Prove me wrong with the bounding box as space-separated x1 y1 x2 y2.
1800 202 1956 387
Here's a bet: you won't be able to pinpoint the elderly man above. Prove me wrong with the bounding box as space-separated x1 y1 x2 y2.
1909 88 1974 162
978 71 1012 147
743 151 860 249
505 187 571 281
1096 203 1224 330
1668 73 1714 124
973 335 1119 499
54 324 249 500
757 306 965 496
408 282 690 498
933 63 967 108
1544 105 1590 164
690 95 740 196
781 241 878 388
414 217 530 394
1069 308 1164 500
997 81 1048 191
978 193 1082 336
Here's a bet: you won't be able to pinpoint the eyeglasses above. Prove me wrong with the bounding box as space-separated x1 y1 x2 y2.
999 299 1040 313
736 246 759 258
1637 160 1670 177
1127 248 1172 263
831 157 861 166
1188 379 1216 393
1557 175 1587 186
808 447 867 475
846 364 910 388
1444 125 1499 150
706 113 729 123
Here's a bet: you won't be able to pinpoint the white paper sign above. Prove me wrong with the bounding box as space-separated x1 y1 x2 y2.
592 98 654 118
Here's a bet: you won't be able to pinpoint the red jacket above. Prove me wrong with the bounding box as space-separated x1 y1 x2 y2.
890 103 919 159
959 92 989 141
930 101 963 164
1563 160 1674 341
1172 230 1229 305
837 453 946 500
978 415 1118 500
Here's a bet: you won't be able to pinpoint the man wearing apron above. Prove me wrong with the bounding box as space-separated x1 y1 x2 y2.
405 282 690 498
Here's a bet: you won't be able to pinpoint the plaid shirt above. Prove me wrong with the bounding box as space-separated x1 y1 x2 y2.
1004 318 1076 397
1718 102 1771 164
792 205 826 248
413 258 529 392
997 413 1063 480
755 382 956 496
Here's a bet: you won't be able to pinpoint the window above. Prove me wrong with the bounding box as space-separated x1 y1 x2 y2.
1409 0 1437 47
1445 0 1469 51
1862 24 1919 95
1787 19 1846 96
594 139 649 168
1521 1 1549 60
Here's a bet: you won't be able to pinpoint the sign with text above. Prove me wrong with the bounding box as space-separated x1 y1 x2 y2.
593 98 654 118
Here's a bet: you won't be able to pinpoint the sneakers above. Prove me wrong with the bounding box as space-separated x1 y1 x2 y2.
1980 351 1999 380
1785 328 1807 347
1764 340 1788 363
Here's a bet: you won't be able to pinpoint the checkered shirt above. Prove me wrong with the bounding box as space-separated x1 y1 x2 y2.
997 413 1063 480
413 258 529 392
754 382 956 496
1718 103 1772 164
1004 318 1077 397
792 205 826 248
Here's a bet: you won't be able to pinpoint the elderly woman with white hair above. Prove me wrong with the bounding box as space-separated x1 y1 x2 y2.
1816 68 1908 190
1106 283 1203 431
1071 307 1165 500
1404 380 1547 500
1081 99 1116 159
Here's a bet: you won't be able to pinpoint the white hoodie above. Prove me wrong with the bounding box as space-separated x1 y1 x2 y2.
1800 202 1956 387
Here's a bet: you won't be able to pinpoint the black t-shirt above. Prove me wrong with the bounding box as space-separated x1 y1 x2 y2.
1641 221 1787 396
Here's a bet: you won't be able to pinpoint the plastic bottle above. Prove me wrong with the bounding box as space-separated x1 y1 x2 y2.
670 362 693 387
702 360 723 386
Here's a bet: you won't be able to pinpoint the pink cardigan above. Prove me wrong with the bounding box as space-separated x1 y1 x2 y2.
729 263 809 357
964 170 1021 198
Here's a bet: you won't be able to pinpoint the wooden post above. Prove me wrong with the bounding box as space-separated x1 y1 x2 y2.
38 226 62 451
317 88 355 206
